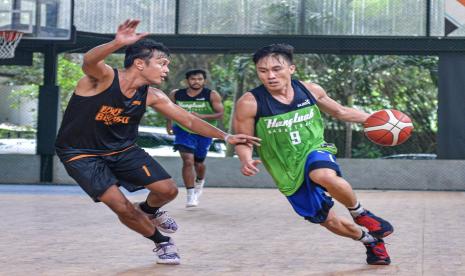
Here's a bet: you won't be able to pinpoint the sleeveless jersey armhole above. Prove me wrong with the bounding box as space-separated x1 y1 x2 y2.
249 91 261 125
295 80 317 104
174 88 186 102
139 85 149 104
71 68 119 98
96 68 119 95
204 88 212 102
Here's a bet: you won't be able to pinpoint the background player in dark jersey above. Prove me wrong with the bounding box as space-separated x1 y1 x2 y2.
55 19 260 265
166 69 224 207
233 44 393 265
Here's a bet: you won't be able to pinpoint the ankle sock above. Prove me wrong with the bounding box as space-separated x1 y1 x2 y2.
348 201 365 218
139 201 160 214
146 229 170 244
358 230 377 243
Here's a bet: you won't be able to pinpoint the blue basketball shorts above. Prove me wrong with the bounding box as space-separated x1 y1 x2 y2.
286 150 342 224
172 124 213 162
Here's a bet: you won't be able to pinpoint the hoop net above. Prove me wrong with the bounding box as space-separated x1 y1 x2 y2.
0 31 23 59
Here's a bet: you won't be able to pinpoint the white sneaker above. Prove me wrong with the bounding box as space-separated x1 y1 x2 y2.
186 193 198 208
153 210 178 233
154 238 180 265
194 178 205 198
133 202 178 233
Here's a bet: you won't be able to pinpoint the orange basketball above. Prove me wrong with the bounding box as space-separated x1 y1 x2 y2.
364 109 414 146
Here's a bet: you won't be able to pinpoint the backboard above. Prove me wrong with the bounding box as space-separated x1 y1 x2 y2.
0 0 73 40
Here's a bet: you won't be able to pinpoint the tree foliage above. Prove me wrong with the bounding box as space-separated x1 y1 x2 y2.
1 50 438 158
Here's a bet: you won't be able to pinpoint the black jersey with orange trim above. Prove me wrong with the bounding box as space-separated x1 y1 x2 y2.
55 69 148 154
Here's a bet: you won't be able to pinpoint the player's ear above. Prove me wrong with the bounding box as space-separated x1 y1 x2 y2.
133 58 144 70
289 64 296 74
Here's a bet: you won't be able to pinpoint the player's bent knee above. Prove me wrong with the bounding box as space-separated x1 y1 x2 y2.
182 159 195 167
320 216 339 230
157 179 178 199
146 178 178 199
166 185 178 199
310 170 337 187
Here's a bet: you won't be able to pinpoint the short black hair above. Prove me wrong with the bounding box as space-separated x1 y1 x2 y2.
185 69 207 79
124 39 170 68
252 43 294 64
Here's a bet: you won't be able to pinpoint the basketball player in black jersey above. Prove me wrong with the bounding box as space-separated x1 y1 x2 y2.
166 69 224 207
55 19 260 265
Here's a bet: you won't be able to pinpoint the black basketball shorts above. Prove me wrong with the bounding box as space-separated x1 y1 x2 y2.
57 146 171 202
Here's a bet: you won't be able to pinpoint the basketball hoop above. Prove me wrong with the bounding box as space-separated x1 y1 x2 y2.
0 31 23 59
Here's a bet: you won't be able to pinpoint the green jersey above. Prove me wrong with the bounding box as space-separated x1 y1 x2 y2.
250 80 337 196
174 88 217 133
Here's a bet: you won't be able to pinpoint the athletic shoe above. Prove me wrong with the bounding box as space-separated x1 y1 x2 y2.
364 238 391 265
186 193 198 208
154 238 180 265
354 210 394 238
194 178 205 198
133 202 178 233
153 210 178 233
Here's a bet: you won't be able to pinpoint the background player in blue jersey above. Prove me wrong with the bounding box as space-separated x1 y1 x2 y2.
166 69 224 207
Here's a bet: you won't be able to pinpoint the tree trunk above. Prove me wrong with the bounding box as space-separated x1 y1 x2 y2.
225 59 246 157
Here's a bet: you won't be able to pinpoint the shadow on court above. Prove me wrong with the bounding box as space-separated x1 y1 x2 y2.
0 185 464 275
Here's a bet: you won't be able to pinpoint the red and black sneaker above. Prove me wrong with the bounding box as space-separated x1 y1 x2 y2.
364 238 391 265
354 210 393 238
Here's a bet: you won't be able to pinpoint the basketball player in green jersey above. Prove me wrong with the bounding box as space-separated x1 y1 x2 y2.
166 69 224 207
233 44 393 265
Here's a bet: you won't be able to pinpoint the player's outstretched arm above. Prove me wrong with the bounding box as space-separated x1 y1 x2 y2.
165 89 178 135
303 81 370 123
233 92 262 176
82 19 149 81
147 88 261 146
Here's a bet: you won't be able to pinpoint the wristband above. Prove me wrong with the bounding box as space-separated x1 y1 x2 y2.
224 134 231 143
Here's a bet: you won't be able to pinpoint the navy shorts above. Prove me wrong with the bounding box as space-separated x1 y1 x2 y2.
172 124 212 162
286 150 341 224
57 146 171 202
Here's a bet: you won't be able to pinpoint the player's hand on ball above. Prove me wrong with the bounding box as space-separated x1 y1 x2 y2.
225 134 261 147
241 159 262 176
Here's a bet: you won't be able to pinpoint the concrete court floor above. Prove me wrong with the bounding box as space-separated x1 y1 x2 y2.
0 185 465 276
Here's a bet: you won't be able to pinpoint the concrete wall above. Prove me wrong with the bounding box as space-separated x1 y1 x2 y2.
2 155 465 191
0 155 40 183
338 159 465 190
53 156 465 190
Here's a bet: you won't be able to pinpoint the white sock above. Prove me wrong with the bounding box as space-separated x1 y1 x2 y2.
348 201 365 218
187 188 195 197
358 230 377 243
